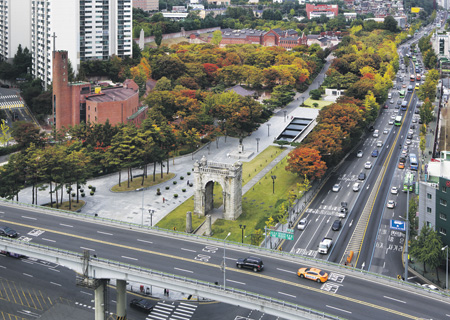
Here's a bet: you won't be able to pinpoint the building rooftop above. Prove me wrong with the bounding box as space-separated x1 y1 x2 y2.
224 85 255 97
86 86 137 103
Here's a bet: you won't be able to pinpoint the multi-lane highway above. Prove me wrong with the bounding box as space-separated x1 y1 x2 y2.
0 202 449 320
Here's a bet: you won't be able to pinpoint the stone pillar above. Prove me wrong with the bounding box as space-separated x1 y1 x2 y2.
205 214 212 236
95 280 106 320
116 280 127 320
186 211 193 233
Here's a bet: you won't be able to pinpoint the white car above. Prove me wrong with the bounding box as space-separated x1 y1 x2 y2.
387 200 396 209
383 128 389 134
297 218 308 231
356 150 363 158
391 186 399 194
388 119 394 125
408 129 414 135
406 139 412 145
332 184 341 192
353 182 361 192
364 161 372 169
377 140 383 147
412 118 418 123
422 284 439 291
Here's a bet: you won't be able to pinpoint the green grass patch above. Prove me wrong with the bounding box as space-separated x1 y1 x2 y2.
156 146 287 235
111 173 175 192
211 156 300 244
43 200 85 212
303 98 333 108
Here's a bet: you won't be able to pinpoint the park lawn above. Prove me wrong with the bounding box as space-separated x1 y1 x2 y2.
156 146 284 231
211 155 300 244
43 200 85 212
111 173 175 192
303 98 333 108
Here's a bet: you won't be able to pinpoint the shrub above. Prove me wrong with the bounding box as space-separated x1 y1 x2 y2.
180 176 184 180
182 188 186 192
88 185 92 189
173 181 177 185
90 191 94 196
81 193 85 197
77 185 81 189
71 193 76 197
187 172 191 175
165 186 170 190
157 191 161 195
174 194 178 198
91 186 96 192
80 189 84 193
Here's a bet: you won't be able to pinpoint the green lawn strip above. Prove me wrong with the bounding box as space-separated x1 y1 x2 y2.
111 173 176 192
303 98 333 108
43 200 86 212
211 156 300 244
156 146 284 231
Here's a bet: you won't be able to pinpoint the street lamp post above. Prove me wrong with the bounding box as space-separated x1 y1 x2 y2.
283 110 287 122
266 123 271 137
239 224 246 243
141 188 145 226
271 175 276 194
256 138 260 153
223 232 231 290
443 245 449 291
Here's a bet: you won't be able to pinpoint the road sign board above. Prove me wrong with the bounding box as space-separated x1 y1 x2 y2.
270 230 294 240
287 228 294 234
390 220 406 231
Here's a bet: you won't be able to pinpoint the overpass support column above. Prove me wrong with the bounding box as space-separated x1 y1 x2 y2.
116 280 127 320
95 280 106 320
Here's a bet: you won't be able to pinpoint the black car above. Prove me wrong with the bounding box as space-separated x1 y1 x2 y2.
332 219 342 231
358 172 366 180
407 133 413 140
130 298 154 312
0 226 18 238
236 256 264 272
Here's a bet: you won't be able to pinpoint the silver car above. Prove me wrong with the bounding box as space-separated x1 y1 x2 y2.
297 218 308 231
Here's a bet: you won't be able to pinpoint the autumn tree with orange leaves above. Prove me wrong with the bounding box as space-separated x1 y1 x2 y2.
285 147 327 181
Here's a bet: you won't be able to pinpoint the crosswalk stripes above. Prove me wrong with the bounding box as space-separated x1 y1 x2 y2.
147 301 197 320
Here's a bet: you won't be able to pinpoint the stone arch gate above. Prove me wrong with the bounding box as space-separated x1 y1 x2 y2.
193 156 242 220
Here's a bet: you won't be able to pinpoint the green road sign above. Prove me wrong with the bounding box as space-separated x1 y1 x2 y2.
270 230 294 240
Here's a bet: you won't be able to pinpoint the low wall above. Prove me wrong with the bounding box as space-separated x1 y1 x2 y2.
134 27 220 44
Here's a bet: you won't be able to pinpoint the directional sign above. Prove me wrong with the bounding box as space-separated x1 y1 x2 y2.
270 230 294 240
390 220 406 231
287 228 294 234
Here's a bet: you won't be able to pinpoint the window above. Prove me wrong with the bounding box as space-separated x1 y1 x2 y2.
443 186 447 193
440 199 448 206
440 213 447 221
439 227 447 236
426 221 432 228
427 193 432 199
427 207 432 213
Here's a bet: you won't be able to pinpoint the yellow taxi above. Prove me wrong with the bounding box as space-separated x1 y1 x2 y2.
398 162 405 169
297 267 328 283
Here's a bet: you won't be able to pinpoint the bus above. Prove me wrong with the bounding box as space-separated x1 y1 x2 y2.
410 75 415 82
399 90 406 98
403 172 415 192
394 115 402 126
410 153 418 170
412 56 417 62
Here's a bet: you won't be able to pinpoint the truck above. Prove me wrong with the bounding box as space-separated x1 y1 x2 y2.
318 238 333 254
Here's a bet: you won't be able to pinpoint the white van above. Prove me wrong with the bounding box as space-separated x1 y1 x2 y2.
373 130 379 138
388 93 392 99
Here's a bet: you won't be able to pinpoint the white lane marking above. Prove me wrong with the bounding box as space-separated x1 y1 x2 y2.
0 211 4 213
0 266 6 269
21 216 36 220
383 296 406 303
227 279 246 285
80 247 95 251
59 223 73 227
23 273 33 277
137 239 153 244
181 248 196 252
121 256 138 261
97 231 113 236
42 238 56 242
80 291 93 296
49 268 60 272
50 282 62 286
446 314 450 317
174 267 193 273
326 305 352 314
278 291 296 298
277 268 296 274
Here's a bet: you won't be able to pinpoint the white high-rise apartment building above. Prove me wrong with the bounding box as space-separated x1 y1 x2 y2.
3 0 133 89
0 0 31 62
133 0 158 11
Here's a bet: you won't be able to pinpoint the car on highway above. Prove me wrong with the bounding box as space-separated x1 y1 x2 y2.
377 140 383 147
130 298 154 312
406 139 412 145
407 133 413 140
389 119 394 125
412 117 418 123
408 129 414 135
353 182 361 192
356 150 363 158
332 219 342 231
391 186 399 194
332 184 341 192
297 267 328 283
236 257 264 272
372 150 379 157
401 150 408 157
383 104 389 109
422 284 439 291
338 206 348 218
364 161 372 169
387 200 396 209
390 99 394 104
0 226 18 238
383 128 389 134
358 172 366 180
297 218 308 231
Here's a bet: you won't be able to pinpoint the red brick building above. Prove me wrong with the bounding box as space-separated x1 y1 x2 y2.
52 51 146 130
216 28 307 49
305 4 339 19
